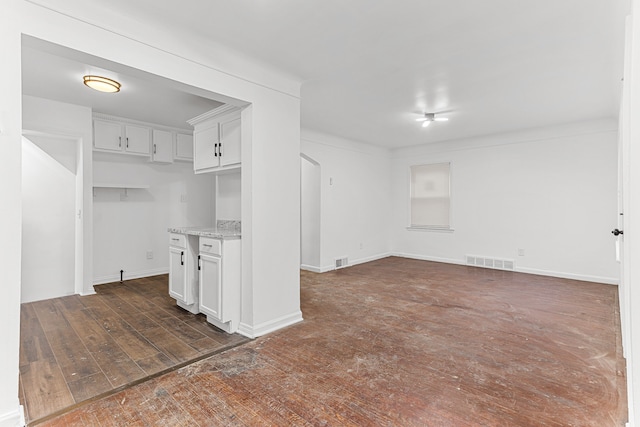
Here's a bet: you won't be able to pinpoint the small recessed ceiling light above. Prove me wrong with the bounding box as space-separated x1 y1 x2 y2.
416 112 448 128
83 75 121 93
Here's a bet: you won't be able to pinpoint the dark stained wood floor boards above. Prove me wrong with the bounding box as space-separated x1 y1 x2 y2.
19 275 249 425
38 257 627 426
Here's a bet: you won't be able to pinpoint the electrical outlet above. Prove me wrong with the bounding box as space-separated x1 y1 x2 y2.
146 250 153 259
518 248 525 256
180 194 188 203
359 242 363 249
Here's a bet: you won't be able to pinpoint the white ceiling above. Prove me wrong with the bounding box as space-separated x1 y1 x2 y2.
22 0 629 147
21 40 224 130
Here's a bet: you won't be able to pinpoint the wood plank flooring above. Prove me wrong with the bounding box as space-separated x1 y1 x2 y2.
35 257 627 426
19 275 249 425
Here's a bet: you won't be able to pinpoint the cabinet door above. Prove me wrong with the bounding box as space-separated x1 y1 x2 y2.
194 123 219 171
152 129 174 163
94 119 123 152
175 133 194 161
199 253 222 320
220 117 241 167
169 246 186 302
124 124 151 155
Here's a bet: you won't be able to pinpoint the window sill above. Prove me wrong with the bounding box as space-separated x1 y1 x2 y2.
406 226 455 233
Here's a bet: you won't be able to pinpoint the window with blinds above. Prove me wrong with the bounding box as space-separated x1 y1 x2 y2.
409 162 451 229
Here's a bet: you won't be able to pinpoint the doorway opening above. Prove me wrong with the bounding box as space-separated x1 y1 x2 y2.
300 154 321 271
21 132 82 302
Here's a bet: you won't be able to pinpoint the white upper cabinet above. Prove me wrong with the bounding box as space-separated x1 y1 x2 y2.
94 119 150 156
94 119 124 152
152 129 174 163
124 124 151 155
93 118 150 156
219 117 241 167
193 120 220 172
175 133 194 161
93 114 193 163
188 105 242 174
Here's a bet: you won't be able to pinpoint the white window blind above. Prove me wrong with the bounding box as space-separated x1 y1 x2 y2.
410 162 451 229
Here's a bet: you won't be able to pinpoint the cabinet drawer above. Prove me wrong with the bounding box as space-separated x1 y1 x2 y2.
199 237 221 256
169 233 186 248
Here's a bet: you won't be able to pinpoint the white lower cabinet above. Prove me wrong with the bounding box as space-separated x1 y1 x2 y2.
168 233 199 313
198 237 241 333
169 245 186 302
199 253 222 319
168 231 241 333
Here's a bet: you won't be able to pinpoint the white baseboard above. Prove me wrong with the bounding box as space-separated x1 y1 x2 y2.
393 252 619 285
350 252 393 267
392 252 465 266
0 405 25 427
318 264 336 273
238 310 303 339
313 252 393 273
93 267 169 286
515 266 619 285
300 264 323 273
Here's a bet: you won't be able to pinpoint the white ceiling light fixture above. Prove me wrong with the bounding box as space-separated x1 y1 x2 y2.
416 113 448 128
83 75 121 93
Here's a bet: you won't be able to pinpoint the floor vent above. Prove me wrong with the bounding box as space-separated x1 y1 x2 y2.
335 257 349 270
466 255 514 271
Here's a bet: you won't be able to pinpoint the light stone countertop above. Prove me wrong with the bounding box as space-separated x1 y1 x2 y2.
168 226 241 240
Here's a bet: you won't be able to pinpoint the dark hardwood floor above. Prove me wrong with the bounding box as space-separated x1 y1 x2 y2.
32 257 627 426
19 275 249 425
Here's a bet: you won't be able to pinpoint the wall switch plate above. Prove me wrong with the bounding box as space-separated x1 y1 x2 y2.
518 248 525 256
180 194 188 203
146 250 153 259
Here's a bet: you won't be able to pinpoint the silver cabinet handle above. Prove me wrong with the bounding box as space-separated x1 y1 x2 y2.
118 136 122 147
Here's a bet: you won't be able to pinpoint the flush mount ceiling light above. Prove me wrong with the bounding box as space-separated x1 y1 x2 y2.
416 112 448 128
83 75 121 93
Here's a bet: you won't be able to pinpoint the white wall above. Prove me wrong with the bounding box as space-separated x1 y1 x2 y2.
0 1 23 423
241 98 302 336
391 119 620 284
300 155 321 268
93 154 215 284
216 171 241 221
301 129 391 272
21 136 76 302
